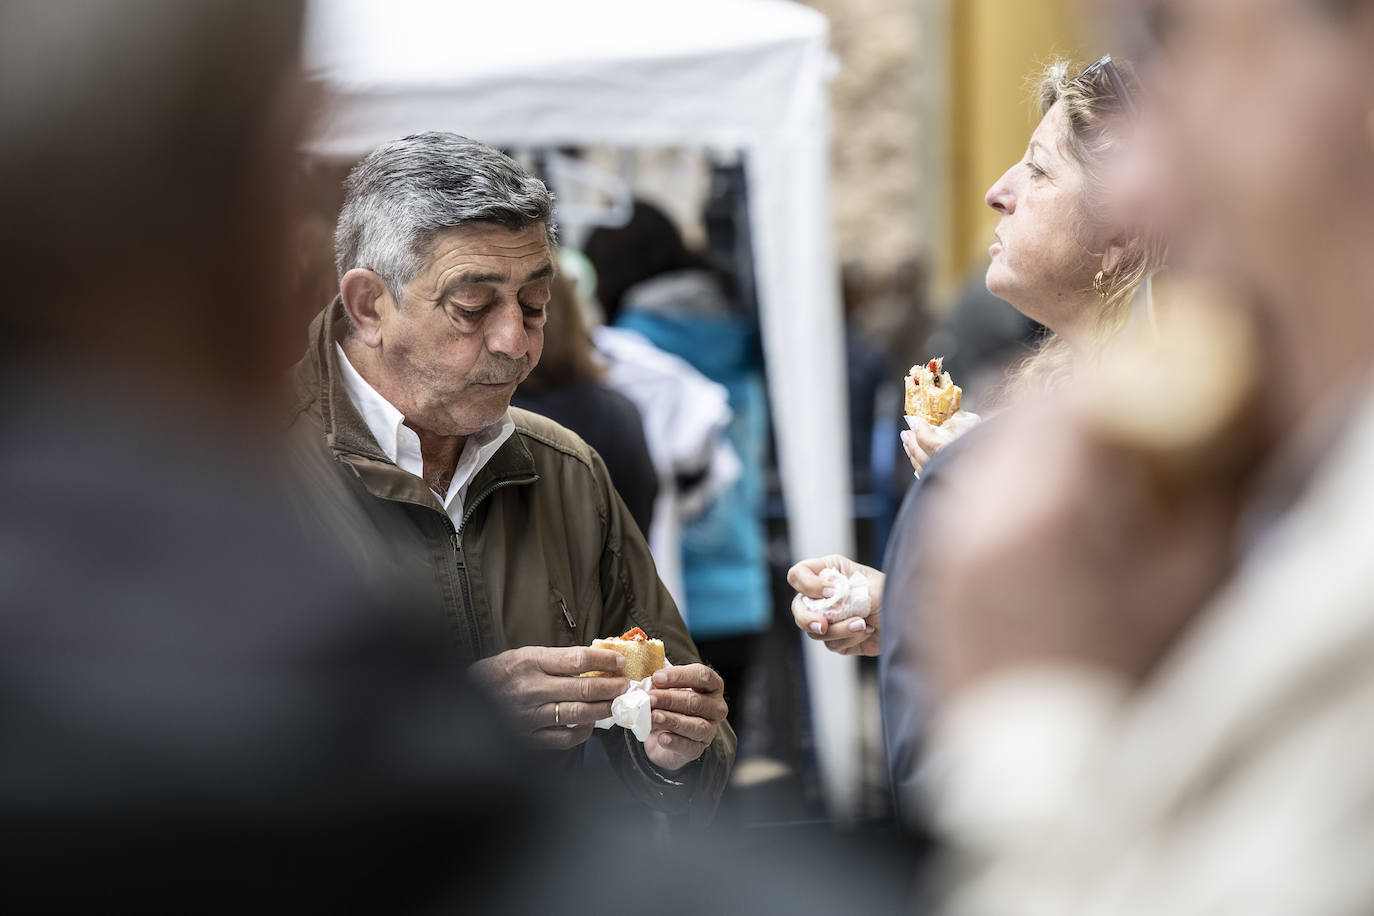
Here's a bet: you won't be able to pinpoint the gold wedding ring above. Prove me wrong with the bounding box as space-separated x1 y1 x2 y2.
554 702 561 727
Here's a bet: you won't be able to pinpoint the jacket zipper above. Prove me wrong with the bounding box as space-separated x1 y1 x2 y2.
446 520 483 659
450 475 538 657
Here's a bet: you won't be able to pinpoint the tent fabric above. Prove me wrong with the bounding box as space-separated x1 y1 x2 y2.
303 0 863 818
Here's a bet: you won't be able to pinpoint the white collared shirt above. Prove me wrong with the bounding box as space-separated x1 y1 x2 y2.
335 343 515 529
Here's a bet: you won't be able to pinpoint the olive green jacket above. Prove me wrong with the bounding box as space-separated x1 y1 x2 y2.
286 299 735 823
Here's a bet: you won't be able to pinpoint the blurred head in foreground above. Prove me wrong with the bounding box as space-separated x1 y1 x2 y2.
0 0 309 405
984 55 1166 395
1136 0 1374 415
0 4 560 912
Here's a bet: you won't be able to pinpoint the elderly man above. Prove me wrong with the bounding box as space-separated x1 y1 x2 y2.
289 132 734 822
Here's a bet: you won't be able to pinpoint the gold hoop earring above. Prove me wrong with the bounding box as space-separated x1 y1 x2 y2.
1093 270 1110 299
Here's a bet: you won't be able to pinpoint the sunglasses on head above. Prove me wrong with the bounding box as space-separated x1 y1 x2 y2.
1080 54 1138 118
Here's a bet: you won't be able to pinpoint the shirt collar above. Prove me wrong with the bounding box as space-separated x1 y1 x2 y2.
335 342 409 466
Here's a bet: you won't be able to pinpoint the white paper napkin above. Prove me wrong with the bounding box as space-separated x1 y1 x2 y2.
594 675 655 742
801 567 872 623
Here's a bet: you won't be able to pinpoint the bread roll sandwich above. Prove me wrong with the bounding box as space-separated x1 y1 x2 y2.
580 627 666 681
905 357 963 426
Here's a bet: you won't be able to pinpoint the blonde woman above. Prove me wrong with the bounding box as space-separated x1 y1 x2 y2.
901 55 1164 476
791 54 1164 657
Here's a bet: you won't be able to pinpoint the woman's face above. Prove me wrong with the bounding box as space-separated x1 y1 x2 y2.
985 101 1104 334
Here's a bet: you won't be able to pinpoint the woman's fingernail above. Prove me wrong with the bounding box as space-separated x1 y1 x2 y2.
808 622 823 634
849 618 866 632
821 587 835 598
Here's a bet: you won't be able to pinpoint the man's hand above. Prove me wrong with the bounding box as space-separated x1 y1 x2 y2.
646 663 728 772
788 554 884 656
468 646 629 750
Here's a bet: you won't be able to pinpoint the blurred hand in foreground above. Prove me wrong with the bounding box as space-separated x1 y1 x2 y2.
916 395 1243 702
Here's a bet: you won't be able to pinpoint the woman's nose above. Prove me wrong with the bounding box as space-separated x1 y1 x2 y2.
985 168 1015 214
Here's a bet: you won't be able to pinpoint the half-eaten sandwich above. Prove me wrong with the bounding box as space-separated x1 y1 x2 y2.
904 357 963 427
580 627 667 681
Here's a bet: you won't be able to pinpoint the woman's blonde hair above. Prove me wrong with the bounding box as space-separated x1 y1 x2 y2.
1001 57 1167 401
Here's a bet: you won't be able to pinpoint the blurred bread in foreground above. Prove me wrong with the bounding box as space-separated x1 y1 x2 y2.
1086 274 1261 475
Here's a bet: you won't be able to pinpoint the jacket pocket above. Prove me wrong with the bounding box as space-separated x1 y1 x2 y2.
550 587 577 642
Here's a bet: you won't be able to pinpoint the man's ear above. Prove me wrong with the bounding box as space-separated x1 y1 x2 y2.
340 268 391 348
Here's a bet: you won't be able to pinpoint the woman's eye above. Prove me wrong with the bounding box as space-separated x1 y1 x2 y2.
1026 161 1048 179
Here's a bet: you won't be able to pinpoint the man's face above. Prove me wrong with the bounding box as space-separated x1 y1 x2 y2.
376 222 551 437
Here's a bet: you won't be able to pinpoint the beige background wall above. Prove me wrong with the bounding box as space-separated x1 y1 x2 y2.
802 0 1092 311
943 0 1091 297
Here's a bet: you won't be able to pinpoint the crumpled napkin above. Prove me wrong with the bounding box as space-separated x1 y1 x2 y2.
801 567 872 623
904 409 981 437
594 672 661 743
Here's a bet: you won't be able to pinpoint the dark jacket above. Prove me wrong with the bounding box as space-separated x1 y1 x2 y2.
286 299 735 824
878 424 987 831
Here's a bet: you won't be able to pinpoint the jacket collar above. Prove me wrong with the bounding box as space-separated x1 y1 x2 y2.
292 297 539 518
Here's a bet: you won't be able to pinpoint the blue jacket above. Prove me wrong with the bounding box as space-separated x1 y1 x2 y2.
617 270 770 640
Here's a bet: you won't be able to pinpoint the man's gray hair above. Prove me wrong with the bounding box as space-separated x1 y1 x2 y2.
334 132 557 299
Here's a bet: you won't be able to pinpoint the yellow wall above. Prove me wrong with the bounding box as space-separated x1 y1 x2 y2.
941 0 1092 296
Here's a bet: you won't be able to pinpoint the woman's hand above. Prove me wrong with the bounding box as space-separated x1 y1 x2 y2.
901 411 981 477
788 554 884 656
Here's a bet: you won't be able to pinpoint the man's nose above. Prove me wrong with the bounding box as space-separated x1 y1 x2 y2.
485 302 529 359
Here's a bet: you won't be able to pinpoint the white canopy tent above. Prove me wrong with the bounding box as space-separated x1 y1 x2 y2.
304 0 863 819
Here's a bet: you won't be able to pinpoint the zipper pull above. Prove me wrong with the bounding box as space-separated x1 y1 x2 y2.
558 596 576 630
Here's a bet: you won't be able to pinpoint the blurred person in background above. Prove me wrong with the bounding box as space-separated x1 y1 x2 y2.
788 53 1164 826
0 2 578 911
573 243 739 641
290 133 733 827
512 268 658 538
584 200 771 741
899 0 1374 911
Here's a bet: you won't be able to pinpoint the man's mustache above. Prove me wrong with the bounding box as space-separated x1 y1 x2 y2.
468 356 530 385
